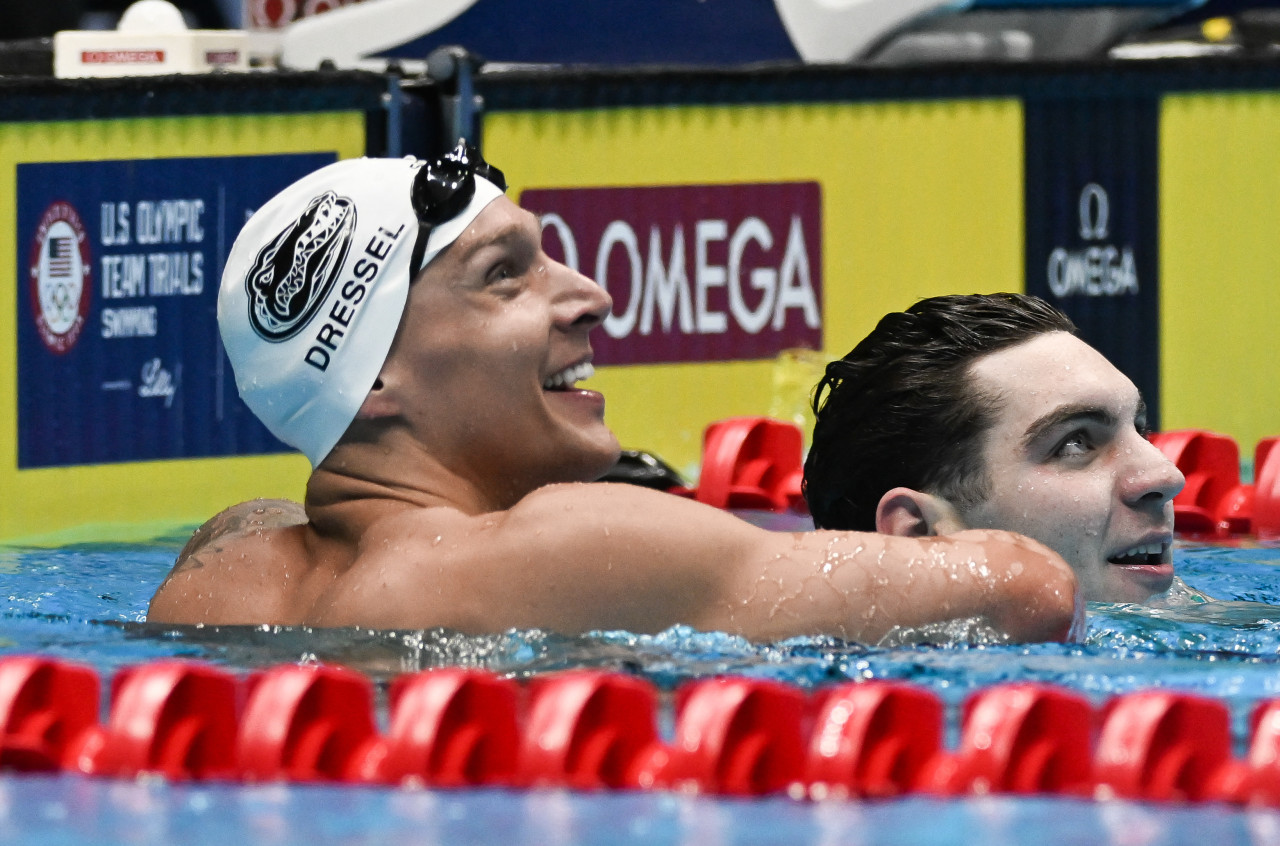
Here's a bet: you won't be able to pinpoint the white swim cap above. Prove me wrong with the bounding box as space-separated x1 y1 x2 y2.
219 146 505 467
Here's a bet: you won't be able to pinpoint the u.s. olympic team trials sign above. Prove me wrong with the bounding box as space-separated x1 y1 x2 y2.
16 153 336 468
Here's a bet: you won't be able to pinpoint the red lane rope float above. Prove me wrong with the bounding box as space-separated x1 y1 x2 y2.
237 664 379 782
520 671 662 791
803 681 943 799
362 668 520 787
1094 692 1235 802
927 683 1094 797
75 661 240 780
5 655 1280 806
660 677 807 796
0 657 99 771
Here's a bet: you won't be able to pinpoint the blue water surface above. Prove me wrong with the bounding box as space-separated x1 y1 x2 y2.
4 533 1280 844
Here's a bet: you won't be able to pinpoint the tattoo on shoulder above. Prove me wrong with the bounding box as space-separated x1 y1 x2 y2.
173 499 307 573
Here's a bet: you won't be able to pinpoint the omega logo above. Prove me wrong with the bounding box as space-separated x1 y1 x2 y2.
1048 182 1138 299
1078 182 1109 241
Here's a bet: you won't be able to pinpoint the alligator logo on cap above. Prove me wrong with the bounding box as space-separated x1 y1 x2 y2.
245 190 356 342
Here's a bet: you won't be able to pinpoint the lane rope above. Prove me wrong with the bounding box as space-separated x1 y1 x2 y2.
1 656 1276 803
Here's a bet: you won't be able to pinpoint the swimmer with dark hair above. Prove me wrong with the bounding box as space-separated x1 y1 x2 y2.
804 293 1184 605
147 145 1081 644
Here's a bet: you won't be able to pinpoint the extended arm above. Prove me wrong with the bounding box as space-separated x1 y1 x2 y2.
337 482 1081 643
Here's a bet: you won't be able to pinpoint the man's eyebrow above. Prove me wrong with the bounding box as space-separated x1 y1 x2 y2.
1021 404 1119 449
453 218 526 264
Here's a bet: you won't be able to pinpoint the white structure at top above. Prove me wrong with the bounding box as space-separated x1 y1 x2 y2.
278 0 961 70
54 0 249 78
774 0 958 63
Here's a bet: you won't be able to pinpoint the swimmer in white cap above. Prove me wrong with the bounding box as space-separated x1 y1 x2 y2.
147 142 1081 644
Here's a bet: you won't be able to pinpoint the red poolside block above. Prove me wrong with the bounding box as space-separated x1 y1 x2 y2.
519 671 663 791
1094 692 1234 802
804 681 943 798
1215 485 1256 536
0 657 99 772
926 684 1093 796
696 417 805 513
1151 430 1242 537
236 665 379 783
656 677 807 796
1252 437 1280 539
359 669 519 787
76 661 240 780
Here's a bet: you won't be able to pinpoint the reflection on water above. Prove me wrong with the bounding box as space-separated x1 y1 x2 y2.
0 776 1275 846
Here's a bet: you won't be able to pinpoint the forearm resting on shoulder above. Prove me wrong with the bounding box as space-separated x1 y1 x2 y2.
707 528 1082 644
491 485 1081 644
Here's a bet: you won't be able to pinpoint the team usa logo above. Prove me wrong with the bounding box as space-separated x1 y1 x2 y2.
29 201 92 355
245 189 355 342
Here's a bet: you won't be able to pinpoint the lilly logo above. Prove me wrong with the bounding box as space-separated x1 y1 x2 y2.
245 190 356 342
138 357 179 408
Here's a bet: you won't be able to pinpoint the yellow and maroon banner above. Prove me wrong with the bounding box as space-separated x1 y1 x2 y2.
485 101 1026 476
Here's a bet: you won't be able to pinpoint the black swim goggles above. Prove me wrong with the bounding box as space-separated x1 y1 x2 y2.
408 139 507 277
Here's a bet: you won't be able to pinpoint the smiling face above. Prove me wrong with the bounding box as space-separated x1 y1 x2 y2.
379 195 621 507
951 331 1185 603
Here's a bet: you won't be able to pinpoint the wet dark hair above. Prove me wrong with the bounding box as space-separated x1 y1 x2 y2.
803 293 1077 530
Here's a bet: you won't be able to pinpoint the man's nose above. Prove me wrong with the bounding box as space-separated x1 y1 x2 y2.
1127 436 1186 506
554 261 612 331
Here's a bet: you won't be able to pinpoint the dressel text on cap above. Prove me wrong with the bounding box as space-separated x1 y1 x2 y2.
302 223 406 372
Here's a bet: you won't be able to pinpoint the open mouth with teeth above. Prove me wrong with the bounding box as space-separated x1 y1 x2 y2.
1107 542 1168 566
543 362 595 391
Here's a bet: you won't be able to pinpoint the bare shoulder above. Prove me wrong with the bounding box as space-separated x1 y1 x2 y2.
148 499 309 624
317 482 771 632
174 498 308 569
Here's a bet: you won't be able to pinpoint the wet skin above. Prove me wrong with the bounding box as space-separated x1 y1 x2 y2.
953 332 1185 604
148 198 1084 643
367 195 621 509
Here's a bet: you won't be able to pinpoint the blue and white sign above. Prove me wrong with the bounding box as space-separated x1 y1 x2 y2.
16 152 337 468
1024 97 1161 428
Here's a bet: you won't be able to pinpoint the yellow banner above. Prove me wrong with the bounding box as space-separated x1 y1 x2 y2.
1161 92 1280 463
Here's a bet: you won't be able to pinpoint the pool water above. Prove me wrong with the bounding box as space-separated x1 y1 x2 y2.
5 528 1280 844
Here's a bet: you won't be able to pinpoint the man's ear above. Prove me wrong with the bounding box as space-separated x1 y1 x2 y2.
875 487 967 536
